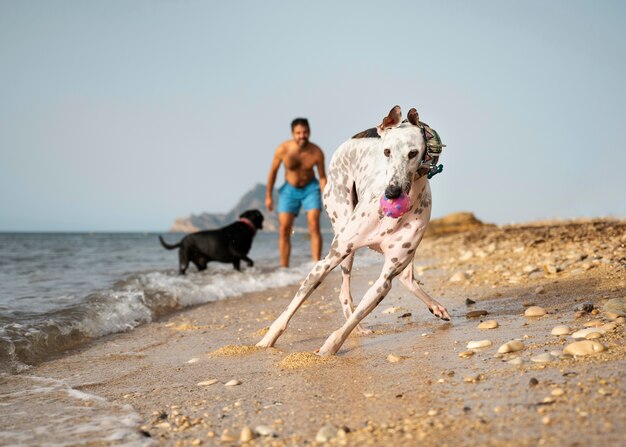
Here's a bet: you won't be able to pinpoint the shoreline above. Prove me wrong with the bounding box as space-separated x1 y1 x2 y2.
2 218 625 446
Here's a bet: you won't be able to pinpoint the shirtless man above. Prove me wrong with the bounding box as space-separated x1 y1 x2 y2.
266 118 327 268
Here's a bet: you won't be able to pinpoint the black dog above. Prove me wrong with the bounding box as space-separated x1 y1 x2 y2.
159 209 264 275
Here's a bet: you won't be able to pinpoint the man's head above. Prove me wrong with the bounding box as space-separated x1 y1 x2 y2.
291 118 310 148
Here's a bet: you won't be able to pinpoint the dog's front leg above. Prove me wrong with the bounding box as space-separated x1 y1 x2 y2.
317 254 408 356
243 256 254 267
257 239 350 348
398 264 450 321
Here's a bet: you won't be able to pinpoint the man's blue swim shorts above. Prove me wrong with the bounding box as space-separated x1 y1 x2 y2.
277 179 322 216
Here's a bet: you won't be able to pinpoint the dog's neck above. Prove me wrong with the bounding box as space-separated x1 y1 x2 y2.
239 218 257 234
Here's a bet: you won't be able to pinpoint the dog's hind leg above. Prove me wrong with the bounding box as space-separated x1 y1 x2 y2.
398 263 450 321
257 237 354 348
338 253 373 335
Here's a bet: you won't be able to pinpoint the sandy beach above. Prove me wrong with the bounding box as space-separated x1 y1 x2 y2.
5 217 625 446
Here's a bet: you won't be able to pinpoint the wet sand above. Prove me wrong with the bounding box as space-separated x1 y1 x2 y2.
17 219 626 445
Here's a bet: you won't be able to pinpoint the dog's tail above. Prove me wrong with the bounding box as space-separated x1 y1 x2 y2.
158 235 181 250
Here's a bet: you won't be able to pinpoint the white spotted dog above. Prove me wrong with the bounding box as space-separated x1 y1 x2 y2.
257 105 451 355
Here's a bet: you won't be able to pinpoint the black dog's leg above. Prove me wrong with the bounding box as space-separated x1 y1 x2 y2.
232 259 241 271
243 256 254 267
179 250 189 275
192 256 208 271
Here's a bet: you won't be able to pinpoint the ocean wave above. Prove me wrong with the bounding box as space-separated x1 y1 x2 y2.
1 256 377 373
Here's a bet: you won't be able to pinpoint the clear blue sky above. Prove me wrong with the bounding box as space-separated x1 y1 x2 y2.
1 0 624 231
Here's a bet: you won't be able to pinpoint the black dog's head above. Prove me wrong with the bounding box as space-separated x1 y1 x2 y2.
240 209 264 230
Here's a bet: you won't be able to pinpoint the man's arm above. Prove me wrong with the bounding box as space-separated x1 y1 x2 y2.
266 146 283 212
316 148 327 192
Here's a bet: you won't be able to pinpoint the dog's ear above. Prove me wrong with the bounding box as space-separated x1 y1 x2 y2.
407 108 419 126
377 105 402 135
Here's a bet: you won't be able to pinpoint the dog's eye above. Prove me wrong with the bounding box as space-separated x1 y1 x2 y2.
384 149 391 157
408 150 418 159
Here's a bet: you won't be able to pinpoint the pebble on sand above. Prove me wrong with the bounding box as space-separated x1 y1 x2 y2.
382 306 403 314
240 426 255 442
571 327 606 339
551 325 571 336
197 379 219 386
255 425 274 437
563 340 606 356
551 388 565 397
583 319 603 328
387 354 402 363
477 320 498 329
458 350 475 358
602 297 626 316
466 310 489 318
497 340 524 354
531 353 552 363
316 425 336 443
224 379 242 387
585 332 603 340
507 357 523 365
449 272 468 282
524 306 547 317
467 340 492 349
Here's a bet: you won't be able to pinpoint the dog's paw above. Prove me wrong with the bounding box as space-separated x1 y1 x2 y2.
429 306 451 321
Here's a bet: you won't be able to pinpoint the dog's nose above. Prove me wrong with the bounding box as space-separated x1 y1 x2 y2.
384 184 403 200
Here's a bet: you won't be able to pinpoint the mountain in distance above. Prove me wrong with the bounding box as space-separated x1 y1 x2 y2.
169 183 332 233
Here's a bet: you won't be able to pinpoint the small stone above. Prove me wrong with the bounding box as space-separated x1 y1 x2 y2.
316 425 336 443
465 298 476 305
535 286 545 294
255 425 274 437
477 320 498 329
508 357 522 365
542 416 552 425
197 379 219 386
466 310 489 318
240 426 255 442
467 340 492 349
497 340 525 354
571 327 605 339
382 306 402 314
583 319 603 327
551 388 565 397
224 379 242 387
551 325 571 336
463 374 481 383
529 377 539 387
525 306 547 317
580 302 594 313
387 354 402 363
563 340 606 356
584 332 602 340
531 353 552 363
427 409 438 416
187 358 200 364
449 272 468 283
458 350 474 358
602 298 626 316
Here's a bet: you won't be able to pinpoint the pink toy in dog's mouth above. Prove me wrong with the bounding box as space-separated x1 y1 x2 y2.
379 193 411 218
